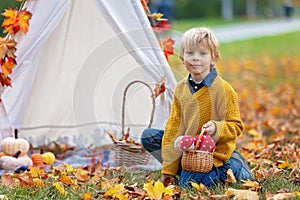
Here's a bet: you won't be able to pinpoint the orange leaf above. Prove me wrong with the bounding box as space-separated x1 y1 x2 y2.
74 169 89 182
82 192 92 200
1 174 16 187
140 0 149 12
1 8 32 35
0 37 17 59
154 77 166 97
1 57 16 76
59 174 74 186
158 36 175 61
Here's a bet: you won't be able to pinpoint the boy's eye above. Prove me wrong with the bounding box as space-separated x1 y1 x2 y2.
185 51 193 55
200 51 207 55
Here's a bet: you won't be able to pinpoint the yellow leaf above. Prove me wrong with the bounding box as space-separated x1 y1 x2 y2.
143 180 174 199
1 8 32 35
278 160 294 169
53 182 68 196
150 12 164 20
33 178 44 188
225 188 259 200
191 182 210 194
16 9 32 34
65 163 74 173
103 183 125 198
241 179 260 191
29 166 45 178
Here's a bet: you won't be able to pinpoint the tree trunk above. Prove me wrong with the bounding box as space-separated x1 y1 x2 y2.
246 0 257 19
221 0 233 20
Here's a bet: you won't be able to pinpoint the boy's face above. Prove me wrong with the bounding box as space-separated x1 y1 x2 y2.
182 42 214 80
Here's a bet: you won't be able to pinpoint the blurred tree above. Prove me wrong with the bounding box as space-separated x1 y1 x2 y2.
221 0 234 20
175 0 221 19
246 0 257 18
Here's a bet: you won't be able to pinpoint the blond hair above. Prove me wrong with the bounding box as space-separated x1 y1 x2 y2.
179 27 220 63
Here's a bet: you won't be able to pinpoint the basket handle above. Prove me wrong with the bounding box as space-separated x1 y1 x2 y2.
122 80 156 136
195 128 206 148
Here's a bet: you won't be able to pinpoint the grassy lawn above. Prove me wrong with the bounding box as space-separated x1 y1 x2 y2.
172 17 257 32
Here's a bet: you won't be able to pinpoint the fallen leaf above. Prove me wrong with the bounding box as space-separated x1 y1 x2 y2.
225 188 259 200
226 169 237 183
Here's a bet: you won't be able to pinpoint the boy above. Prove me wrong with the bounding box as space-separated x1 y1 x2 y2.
141 27 254 187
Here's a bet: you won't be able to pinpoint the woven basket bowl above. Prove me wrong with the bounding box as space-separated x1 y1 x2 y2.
115 142 150 167
181 150 213 173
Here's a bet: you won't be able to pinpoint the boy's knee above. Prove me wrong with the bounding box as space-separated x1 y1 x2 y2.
140 128 153 148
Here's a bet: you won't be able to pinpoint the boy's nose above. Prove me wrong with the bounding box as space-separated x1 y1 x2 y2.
192 53 200 60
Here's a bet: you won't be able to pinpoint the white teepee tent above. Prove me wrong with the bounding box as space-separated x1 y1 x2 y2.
0 0 177 149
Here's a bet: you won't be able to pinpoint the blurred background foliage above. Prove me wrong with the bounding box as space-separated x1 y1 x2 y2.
149 0 300 20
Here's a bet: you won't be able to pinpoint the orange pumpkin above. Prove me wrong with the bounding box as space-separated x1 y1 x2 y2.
0 152 6 157
31 153 44 166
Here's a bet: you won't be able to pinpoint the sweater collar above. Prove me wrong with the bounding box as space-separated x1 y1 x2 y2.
186 68 218 87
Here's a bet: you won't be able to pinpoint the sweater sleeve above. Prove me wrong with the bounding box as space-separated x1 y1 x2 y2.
211 83 244 164
161 92 184 176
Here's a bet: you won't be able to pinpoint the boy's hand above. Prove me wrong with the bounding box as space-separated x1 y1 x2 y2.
202 121 216 135
161 174 178 186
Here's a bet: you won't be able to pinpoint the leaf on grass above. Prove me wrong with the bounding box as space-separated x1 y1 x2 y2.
266 192 296 200
209 194 229 200
82 192 92 200
1 174 16 187
29 166 47 179
191 182 210 195
241 179 260 191
74 169 89 182
189 191 207 200
18 174 34 187
143 180 174 199
103 183 125 198
278 160 294 169
226 169 237 183
53 182 68 196
59 174 73 186
225 188 259 200
33 178 44 188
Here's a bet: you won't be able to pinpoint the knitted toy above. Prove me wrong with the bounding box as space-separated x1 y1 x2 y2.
174 134 216 152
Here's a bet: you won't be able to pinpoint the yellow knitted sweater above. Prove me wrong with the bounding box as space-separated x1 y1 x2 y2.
161 76 244 176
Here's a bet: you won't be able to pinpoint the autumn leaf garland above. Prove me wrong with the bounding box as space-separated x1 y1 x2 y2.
0 6 32 87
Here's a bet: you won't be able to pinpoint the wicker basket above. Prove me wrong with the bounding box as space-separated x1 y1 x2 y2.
181 130 214 173
114 80 155 167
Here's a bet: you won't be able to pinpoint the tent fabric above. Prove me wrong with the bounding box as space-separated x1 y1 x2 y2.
1 0 176 148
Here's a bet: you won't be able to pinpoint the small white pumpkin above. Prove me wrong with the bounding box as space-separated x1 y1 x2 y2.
1 129 30 156
0 151 33 170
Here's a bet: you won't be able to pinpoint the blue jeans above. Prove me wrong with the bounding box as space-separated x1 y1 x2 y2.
141 128 254 187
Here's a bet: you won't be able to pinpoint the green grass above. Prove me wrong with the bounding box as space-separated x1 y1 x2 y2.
0 169 299 199
220 30 300 60
172 17 253 32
